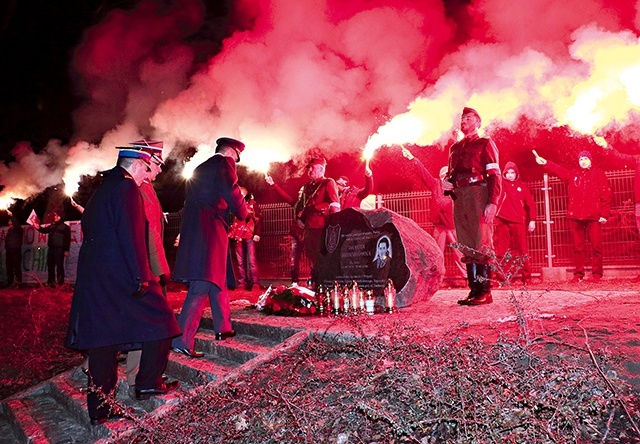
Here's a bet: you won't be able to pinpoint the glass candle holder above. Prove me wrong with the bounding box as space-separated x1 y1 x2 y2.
383 279 396 314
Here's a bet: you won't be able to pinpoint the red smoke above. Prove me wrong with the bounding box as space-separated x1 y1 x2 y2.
0 0 639 207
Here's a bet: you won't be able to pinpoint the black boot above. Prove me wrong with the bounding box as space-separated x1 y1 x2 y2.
458 263 480 305
467 263 493 305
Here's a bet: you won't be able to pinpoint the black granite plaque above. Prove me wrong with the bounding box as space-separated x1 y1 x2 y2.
317 208 409 296
316 208 445 308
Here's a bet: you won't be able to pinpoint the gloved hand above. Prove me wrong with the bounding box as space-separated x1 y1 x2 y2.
598 217 607 223
253 235 261 242
528 221 536 232
265 174 274 186
132 281 149 298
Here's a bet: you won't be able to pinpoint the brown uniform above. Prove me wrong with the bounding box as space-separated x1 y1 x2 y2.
447 133 501 263
295 178 340 281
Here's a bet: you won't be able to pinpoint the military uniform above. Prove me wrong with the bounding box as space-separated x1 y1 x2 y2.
446 107 501 305
65 157 181 421
447 132 501 262
172 138 249 354
295 159 340 283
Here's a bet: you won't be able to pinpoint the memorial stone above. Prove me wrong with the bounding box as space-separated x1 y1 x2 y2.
316 208 444 308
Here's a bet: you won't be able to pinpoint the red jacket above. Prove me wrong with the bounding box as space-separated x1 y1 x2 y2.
544 161 611 221
411 158 454 229
497 161 537 224
340 174 374 209
296 177 340 229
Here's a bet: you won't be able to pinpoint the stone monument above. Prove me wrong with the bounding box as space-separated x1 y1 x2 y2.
316 208 444 308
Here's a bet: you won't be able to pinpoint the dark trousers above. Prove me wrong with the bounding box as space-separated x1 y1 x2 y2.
47 247 66 284
87 338 170 419
5 249 22 285
234 239 260 287
303 228 323 282
171 280 231 350
494 219 531 281
453 185 494 263
570 219 603 277
290 237 304 283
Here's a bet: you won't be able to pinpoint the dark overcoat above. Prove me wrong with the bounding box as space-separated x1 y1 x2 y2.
65 166 180 350
173 154 248 287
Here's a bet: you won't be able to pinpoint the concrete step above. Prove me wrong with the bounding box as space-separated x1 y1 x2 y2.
0 318 305 443
0 409 22 444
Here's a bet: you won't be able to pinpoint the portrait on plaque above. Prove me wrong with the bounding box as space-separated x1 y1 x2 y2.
369 234 392 284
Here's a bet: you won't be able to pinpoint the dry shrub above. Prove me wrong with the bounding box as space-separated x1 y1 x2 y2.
0 286 83 400
125 317 640 444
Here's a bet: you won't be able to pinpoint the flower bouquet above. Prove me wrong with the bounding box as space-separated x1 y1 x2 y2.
256 284 317 316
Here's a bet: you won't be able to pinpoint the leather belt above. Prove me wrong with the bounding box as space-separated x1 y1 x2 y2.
454 175 486 188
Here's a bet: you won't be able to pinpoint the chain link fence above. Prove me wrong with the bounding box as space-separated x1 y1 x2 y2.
165 169 640 280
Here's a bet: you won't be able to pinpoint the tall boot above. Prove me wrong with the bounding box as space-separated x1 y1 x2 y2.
468 263 493 305
457 263 480 305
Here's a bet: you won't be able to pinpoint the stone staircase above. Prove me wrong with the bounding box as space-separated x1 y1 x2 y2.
0 315 306 443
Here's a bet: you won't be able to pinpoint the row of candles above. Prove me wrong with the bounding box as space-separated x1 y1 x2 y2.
314 279 397 316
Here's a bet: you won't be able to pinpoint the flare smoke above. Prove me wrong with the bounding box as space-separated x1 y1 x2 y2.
0 0 639 207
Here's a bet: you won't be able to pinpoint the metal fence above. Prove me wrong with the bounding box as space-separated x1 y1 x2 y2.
166 169 640 280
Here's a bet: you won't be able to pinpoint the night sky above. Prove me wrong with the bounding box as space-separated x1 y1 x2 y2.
1 1 96 152
0 0 234 157
0 0 638 219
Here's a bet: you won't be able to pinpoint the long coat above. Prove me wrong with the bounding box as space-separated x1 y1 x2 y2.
173 154 248 288
65 166 180 350
139 180 170 276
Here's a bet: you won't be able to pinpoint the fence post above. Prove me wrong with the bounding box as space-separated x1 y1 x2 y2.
543 173 554 268
541 173 566 281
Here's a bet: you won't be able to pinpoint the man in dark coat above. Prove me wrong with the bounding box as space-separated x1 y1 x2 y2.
171 137 249 358
65 147 181 424
35 210 71 287
535 149 611 282
4 215 23 287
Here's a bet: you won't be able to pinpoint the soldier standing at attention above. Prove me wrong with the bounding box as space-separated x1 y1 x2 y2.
443 107 501 306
